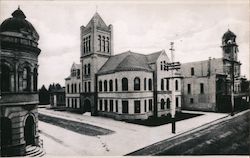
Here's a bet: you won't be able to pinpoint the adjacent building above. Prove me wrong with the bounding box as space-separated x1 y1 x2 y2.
0 7 44 156
65 12 182 120
180 30 249 112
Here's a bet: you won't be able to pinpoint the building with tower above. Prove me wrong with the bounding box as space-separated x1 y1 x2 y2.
65 12 182 120
0 7 44 156
180 29 248 112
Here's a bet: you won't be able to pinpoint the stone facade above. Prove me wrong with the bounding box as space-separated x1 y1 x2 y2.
0 7 42 156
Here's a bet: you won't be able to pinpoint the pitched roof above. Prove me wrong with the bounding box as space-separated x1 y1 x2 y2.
97 50 164 75
71 62 81 70
85 12 109 30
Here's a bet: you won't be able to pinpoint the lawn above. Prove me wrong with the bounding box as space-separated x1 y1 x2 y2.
126 112 203 127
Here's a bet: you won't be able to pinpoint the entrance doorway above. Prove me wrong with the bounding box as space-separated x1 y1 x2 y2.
84 99 91 112
24 115 35 146
1 117 12 156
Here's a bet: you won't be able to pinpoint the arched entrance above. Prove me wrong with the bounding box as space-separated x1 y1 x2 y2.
84 99 91 112
1 117 12 156
24 115 35 146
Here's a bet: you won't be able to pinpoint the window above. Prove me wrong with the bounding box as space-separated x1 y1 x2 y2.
191 67 194 76
190 98 194 104
122 101 129 113
176 97 179 107
134 100 141 113
33 68 38 91
144 78 147 90
84 65 87 75
71 84 74 93
71 99 74 108
67 84 70 93
106 37 110 52
110 100 114 112
88 36 91 52
84 82 87 92
115 100 118 112
148 79 152 90
109 80 113 91
161 79 164 90
83 38 86 53
88 82 91 92
88 63 91 75
23 67 31 91
200 83 204 94
149 99 153 111
122 78 128 91
160 61 163 70
104 80 107 91
98 35 101 51
77 69 80 77
99 81 103 92
75 84 77 93
67 98 70 107
161 99 165 110
188 84 191 94
99 100 103 111
102 36 106 52
79 83 81 93
104 100 108 111
134 77 140 91
144 100 147 112
167 98 170 109
115 79 118 91
166 79 169 90
175 80 179 91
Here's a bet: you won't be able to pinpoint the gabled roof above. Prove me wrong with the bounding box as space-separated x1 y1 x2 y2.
71 62 81 70
85 12 109 30
98 50 165 75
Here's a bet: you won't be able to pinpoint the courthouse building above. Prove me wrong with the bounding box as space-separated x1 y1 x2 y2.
65 12 182 120
0 7 44 156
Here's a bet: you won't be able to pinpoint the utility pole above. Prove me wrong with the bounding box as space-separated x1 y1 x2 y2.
231 53 235 116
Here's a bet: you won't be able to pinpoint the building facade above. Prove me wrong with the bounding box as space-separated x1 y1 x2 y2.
65 12 181 120
0 7 44 156
180 30 248 112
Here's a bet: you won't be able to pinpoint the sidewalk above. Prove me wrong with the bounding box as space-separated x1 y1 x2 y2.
38 108 228 156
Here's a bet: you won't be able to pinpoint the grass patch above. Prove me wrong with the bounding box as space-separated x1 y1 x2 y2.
38 113 114 136
126 112 203 127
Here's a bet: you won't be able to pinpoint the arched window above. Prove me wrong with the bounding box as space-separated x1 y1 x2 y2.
75 84 77 93
99 81 103 92
144 78 147 91
79 83 81 93
104 80 107 92
33 68 38 91
86 37 89 53
175 80 178 91
1 64 11 92
71 84 74 93
23 67 31 91
87 63 91 75
106 37 110 52
83 38 86 53
134 77 140 91
148 78 152 90
161 99 165 110
166 79 169 90
98 35 101 51
122 78 128 91
67 84 70 93
109 80 113 91
161 79 164 90
88 36 91 52
166 98 170 109
102 36 106 52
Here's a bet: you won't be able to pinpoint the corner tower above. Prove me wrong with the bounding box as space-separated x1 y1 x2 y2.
80 12 113 115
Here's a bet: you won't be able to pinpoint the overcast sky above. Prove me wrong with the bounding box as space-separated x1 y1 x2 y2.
1 0 249 88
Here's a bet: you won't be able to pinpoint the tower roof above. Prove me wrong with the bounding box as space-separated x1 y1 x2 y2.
222 29 236 39
85 12 109 30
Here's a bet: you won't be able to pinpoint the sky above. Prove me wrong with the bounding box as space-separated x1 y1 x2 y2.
0 0 249 89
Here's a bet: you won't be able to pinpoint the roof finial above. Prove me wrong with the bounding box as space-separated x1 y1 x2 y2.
18 5 20 9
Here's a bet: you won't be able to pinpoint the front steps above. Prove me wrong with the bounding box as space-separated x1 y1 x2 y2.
25 145 46 157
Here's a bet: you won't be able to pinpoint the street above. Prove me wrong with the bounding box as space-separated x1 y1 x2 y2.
128 110 250 155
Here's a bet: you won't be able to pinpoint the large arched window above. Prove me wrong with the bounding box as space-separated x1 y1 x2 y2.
166 98 170 109
109 80 113 91
99 81 102 92
1 64 11 92
122 78 128 91
148 78 152 90
175 80 179 91
104 80 107 92
106 37 110 52
144 78 147 90
161 99 165 110
134 77 140 91
23 67 31 91
33 68 38 91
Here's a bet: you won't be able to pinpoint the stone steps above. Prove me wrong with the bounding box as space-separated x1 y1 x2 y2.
26 145 46 157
